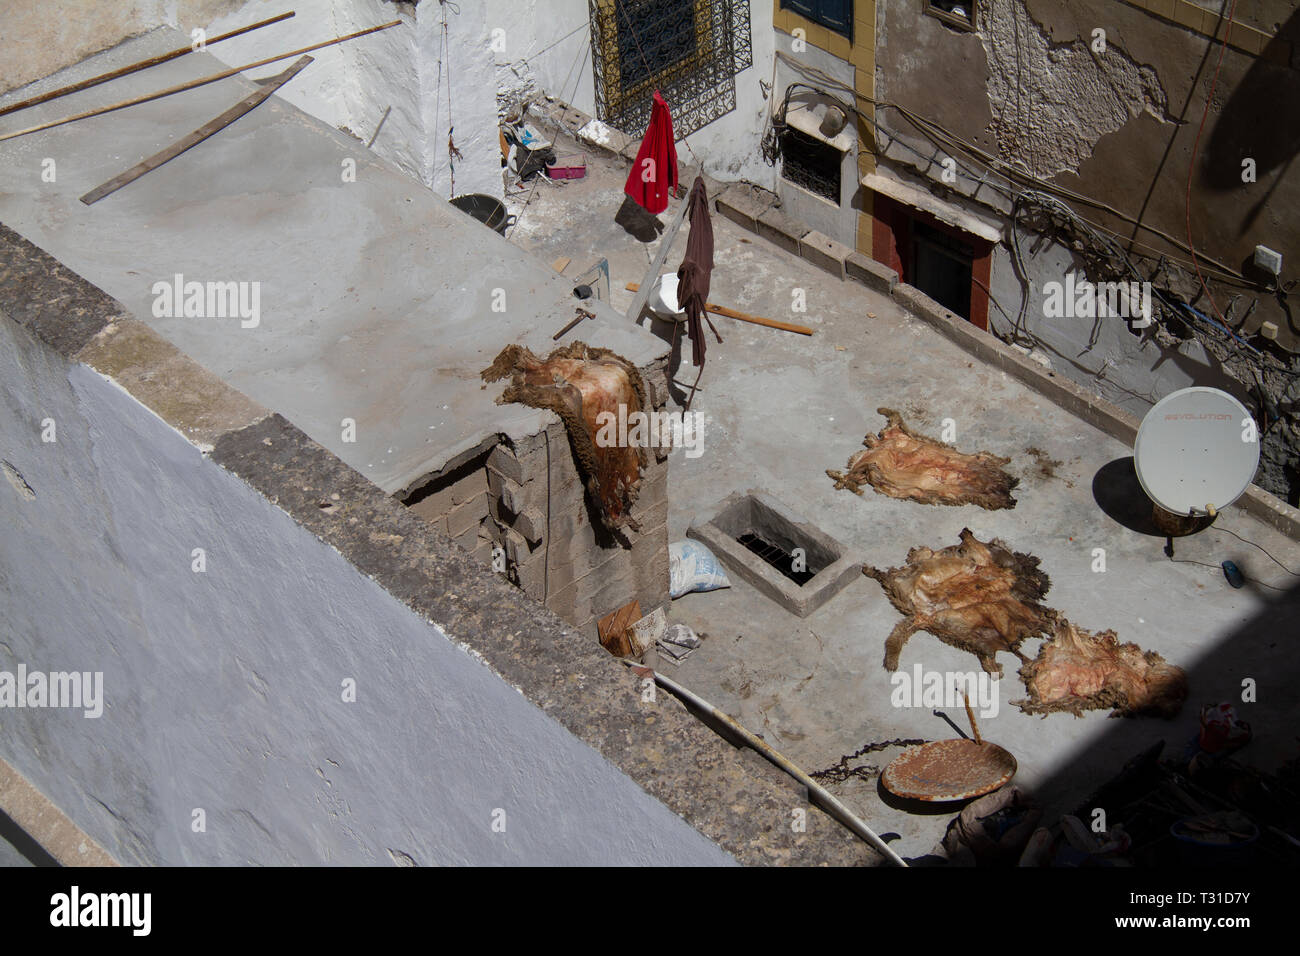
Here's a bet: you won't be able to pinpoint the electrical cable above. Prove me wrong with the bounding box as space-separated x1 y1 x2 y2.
773 50 1262 285
1184 0 1240 331
1213 526 1300 577
1168 557 1290 592
520 21 591 67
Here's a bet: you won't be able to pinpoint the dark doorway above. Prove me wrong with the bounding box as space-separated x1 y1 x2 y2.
911 221 973 319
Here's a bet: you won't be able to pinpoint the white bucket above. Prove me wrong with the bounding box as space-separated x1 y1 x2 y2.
648 273 687 321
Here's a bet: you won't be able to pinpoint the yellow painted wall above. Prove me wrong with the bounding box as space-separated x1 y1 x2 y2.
772 0 876 253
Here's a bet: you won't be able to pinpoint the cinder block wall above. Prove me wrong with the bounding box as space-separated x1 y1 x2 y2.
406 355 673 640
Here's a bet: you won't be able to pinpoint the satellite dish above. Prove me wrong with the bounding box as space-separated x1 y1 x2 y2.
1134 386 1259 518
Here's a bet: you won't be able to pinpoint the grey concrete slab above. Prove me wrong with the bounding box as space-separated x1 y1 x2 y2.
512 119 1300 862
0 28 666 496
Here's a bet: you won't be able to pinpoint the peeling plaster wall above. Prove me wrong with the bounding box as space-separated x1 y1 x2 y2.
981 0 1171 179
490 0 594 122
0 310 735 866
986 239 1250 417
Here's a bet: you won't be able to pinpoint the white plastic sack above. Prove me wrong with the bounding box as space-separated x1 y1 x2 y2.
669 540 731 598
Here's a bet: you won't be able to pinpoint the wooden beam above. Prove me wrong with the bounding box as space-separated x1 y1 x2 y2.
0 12 296 119
624 283 815 336
0 20 400 143
80 56 313 205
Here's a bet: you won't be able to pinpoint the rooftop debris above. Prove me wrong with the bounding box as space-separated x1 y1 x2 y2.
598 600 645 659
0 20 401 143
625 281 814 335
0 11 295 119
827 408 1018 509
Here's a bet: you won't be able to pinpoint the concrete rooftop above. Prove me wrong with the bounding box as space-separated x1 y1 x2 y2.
0 27 664 496
3 28 1298 863
511 114 1300 860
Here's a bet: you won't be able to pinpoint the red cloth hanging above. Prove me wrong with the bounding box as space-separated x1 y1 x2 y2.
624 90 678 215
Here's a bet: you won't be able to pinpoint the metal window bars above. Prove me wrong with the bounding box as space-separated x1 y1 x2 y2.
589 0 753 140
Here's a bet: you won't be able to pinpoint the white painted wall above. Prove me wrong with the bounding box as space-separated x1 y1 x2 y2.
0 312 734 866
490 0 777 187
772 28 859 245
197 0 503 199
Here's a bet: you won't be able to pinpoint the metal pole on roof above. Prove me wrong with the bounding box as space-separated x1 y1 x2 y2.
623 660 909 866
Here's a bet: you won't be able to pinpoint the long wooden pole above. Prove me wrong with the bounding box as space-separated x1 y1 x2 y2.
625 282 815 336
0 20 401 143
80 56 313 205
0 12 296 119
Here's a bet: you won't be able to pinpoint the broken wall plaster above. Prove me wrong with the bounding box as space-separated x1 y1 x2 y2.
980 0 1173 180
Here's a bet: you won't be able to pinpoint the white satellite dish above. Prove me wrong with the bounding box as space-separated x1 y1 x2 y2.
1134 386 1259 517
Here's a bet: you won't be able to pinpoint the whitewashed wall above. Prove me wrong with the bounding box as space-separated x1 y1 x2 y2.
490 0 778 188
0 311 735 866
199 0 503 199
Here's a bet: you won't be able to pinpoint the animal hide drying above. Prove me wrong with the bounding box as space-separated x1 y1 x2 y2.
482 342 648 533
1016 620 1188 718
828 408 1018 510
864 528 1056 676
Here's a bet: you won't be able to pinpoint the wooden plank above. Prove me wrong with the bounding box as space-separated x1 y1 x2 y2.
0 20 400 143
624 282 815 336
0 12 296 119
80 56 313 205
550 256 571 274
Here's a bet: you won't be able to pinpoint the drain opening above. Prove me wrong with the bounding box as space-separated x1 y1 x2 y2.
736 531 817 586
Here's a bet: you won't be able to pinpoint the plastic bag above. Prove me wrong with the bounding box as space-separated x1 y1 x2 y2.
669 540 731 598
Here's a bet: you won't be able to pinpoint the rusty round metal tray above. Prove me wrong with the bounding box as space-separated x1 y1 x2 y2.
881 739 1017 802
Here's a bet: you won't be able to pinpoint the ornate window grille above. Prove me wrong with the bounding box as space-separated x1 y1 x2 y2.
589 0 753 139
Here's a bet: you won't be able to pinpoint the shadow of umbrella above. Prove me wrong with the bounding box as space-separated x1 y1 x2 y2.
1093 456 1167 537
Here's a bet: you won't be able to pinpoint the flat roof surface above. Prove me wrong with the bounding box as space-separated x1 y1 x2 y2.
515 118 1300 860
0 27 664 495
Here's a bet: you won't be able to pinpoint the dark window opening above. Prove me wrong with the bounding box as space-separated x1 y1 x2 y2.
617 0 697 90
925 1 976 29
780 127 841 203
911 221 973 319
781 0 854 42
736 532 819 586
